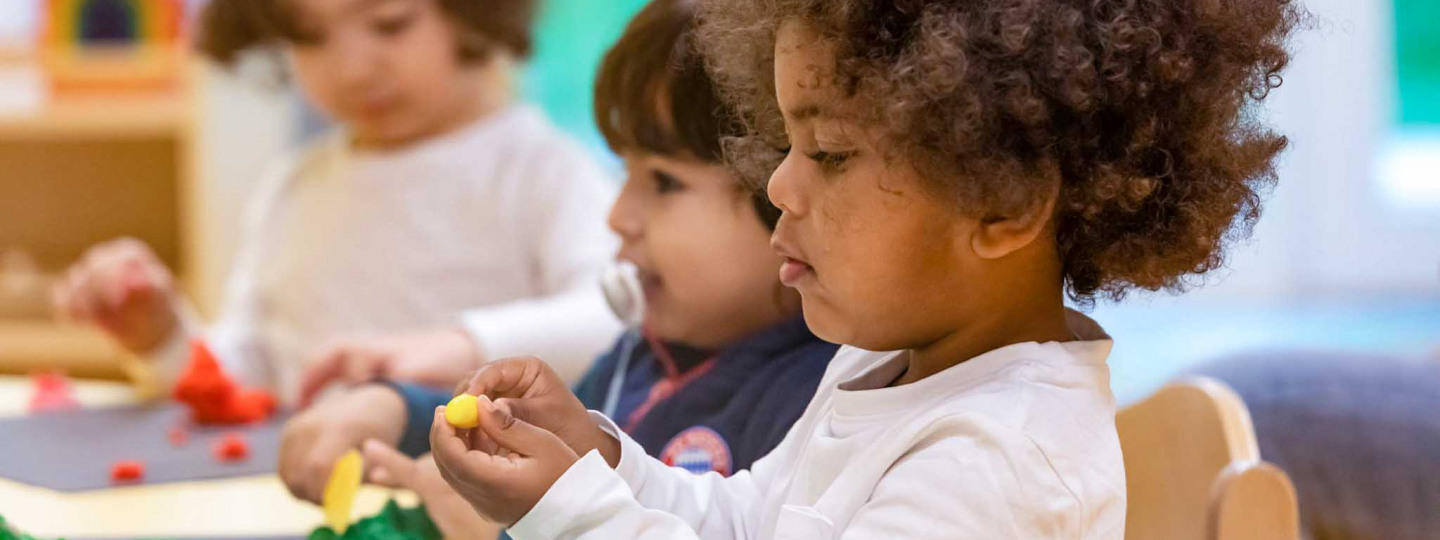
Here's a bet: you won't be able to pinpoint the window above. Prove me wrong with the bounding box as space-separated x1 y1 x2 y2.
523 0 651 152
1381 0 1440 208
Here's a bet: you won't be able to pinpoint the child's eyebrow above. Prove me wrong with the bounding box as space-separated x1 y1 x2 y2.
786 104 828 122
347 0 410 16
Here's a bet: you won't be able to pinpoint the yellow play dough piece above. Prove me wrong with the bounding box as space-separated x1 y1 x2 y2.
323 449 364 533
446 394 481 429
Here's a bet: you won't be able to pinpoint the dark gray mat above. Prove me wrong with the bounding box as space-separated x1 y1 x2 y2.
0 404 288 492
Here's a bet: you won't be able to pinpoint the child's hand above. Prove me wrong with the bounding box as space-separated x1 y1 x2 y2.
429 397 579 526
361 442 501 540
278 385 407 503
454 357 621 466
298 328 483 407
50 237 181 352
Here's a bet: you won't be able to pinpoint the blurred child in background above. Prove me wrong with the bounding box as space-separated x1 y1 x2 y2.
50 0 620 404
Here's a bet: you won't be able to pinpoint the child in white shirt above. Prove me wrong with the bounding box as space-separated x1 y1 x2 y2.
50 0 619 404
422 0 1304 538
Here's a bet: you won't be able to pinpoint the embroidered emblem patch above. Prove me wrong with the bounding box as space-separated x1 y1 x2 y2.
660 426 733 476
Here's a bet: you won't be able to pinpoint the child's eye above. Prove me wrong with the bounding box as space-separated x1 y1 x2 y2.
287 25 326 47
653 171 686 194
372 13 415 36
806 150 853 174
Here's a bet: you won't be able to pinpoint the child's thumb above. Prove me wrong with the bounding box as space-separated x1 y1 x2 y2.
361 439 414 489
474 395 564 457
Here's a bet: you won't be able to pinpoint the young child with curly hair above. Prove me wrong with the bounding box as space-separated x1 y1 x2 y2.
423 0 1307 538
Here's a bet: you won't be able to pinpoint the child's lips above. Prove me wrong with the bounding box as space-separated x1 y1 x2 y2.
636 268 664 300
771 236 814 287
779 257 814 286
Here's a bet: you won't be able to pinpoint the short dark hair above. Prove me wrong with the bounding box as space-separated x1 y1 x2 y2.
196 0 538 66
594 0 782 230
699 0 1306 301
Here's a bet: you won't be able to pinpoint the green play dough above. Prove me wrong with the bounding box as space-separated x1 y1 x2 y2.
308 500 442 540
0 515 49 540
0 516 95 540
3 500 438 540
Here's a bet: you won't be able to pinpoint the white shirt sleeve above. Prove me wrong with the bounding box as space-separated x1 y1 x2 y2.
509 412 767 540
508 415 1084 540
143 158 299 390
458 146 621 384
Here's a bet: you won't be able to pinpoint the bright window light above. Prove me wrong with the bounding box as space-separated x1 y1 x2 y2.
1379 132 1440 209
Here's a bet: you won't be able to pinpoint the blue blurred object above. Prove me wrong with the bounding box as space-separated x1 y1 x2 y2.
79 0 138 43
1092 297 1440 404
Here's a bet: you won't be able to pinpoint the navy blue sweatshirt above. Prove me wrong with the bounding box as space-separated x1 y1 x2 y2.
389 315 836 477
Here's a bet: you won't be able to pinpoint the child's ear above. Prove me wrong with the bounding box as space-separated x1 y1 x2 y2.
970 180 1060 260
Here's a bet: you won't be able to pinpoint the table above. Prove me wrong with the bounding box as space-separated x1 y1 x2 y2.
0 376 400 538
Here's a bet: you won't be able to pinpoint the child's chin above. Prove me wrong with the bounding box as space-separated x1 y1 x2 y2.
798 300 849 345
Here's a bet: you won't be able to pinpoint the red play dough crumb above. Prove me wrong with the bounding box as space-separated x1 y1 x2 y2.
110 460 145 483
167 425 189 447
214 433 250 462
172 339 277 425
28 371 79 413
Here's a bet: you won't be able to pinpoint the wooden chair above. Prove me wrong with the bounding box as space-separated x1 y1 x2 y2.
1117 377 1301 540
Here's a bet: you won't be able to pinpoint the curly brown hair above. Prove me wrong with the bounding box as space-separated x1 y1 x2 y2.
698 0 1306 302
196 0 537 66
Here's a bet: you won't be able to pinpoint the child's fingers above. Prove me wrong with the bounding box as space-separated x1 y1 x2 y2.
65 268 100 323
342 350 388 384
361 439 415 489
429 408 516 484
430 407 478 462
468 426 503 456
461 359 540 401
297 349 347 408
471 395 568 459
87 243 136 311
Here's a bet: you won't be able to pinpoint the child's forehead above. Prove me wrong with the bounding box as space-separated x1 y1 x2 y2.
774 25 843 119
288 0 413 20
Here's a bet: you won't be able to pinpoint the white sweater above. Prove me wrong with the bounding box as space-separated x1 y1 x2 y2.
149 105 621 403
511 310 1126 540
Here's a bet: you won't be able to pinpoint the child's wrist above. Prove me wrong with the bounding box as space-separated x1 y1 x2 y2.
351 384 409 445
585 422 623 468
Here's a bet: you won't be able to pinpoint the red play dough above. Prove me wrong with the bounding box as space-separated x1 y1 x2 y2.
28 371 79 413
167 425 189 447
172 340 277 425
110 460 145 483
214 432 250 462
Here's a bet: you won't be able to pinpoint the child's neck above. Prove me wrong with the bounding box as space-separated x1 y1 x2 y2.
894 287 1074 387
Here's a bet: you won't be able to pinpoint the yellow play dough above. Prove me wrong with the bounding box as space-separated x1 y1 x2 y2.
446 394 480 429
323 449 363 533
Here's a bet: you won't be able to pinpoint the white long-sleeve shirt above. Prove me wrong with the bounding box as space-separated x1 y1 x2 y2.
511 310 1126 540
148 105 621 403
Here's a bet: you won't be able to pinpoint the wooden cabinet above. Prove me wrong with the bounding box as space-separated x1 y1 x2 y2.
0 63 201 380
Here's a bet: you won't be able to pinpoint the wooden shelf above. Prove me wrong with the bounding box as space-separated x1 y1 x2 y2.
0 94 190 141
0 321 129 380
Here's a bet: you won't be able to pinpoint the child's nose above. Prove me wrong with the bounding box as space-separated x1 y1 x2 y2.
767 154 806 217
606 185 645 239
331 37 384 87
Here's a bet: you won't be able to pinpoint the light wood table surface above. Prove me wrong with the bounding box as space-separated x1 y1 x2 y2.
0 376 400 538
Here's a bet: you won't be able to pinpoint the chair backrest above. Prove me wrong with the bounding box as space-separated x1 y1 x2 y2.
1117 376 1297 540
1208 461 1300 540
